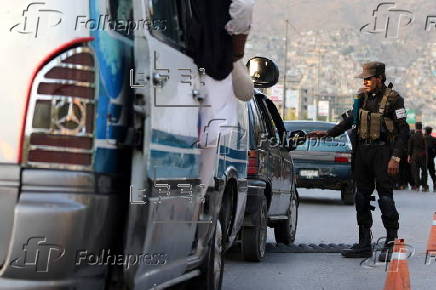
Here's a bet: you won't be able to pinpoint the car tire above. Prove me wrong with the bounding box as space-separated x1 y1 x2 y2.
341 182 356 205
187 220 224 290
273 190 298 245
241 195 268 262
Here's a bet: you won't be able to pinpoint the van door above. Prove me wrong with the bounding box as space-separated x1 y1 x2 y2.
126 0 205 288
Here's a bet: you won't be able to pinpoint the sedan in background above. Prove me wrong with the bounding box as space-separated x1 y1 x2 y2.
284 121 355 205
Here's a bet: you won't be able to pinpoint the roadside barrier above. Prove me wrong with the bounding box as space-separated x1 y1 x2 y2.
383 239 411 290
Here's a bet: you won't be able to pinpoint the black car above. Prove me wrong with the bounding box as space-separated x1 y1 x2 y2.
239 57 303 262
284 121 355 205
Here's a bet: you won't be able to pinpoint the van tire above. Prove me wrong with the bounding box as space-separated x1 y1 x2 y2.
187 220 224 290
220 185 235 245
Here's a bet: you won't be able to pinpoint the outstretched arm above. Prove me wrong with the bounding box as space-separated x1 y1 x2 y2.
307 115 353 138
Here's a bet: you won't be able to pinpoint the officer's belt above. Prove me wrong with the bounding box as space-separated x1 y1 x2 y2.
358 139 386 146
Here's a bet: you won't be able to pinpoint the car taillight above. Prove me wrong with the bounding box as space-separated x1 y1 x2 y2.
247 150 258 175
335 152 351 163
21 42 96 170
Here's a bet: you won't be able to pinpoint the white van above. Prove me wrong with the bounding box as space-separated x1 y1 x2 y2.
0 0 248 289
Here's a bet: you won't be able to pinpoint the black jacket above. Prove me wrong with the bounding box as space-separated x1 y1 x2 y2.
408 132 427 157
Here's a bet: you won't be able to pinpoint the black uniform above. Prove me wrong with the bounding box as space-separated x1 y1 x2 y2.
327 85 409 231
425 134 436 188
408 132 428 189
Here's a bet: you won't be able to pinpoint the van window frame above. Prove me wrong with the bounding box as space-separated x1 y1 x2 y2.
148 0 192 53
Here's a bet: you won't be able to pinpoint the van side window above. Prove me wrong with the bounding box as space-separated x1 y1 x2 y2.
149 0 191 52
108 0 134 39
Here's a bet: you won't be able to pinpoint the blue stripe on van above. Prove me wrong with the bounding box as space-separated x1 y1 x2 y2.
149 150 199 179
217 158 247 179
152 129 198 149
218 146 247 161
149 129 199 179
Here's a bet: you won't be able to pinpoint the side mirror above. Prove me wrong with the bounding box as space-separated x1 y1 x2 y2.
246 57 279 88
288 130 307 151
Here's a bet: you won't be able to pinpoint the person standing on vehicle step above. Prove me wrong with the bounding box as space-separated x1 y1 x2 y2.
308 62 410 262
187 0 255 188
408 122 428 191
424 126 436 192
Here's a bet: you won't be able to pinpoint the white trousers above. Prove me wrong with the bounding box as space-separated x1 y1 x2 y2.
199 73 238 188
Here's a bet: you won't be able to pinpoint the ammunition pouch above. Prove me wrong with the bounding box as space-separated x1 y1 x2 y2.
357 88 396 142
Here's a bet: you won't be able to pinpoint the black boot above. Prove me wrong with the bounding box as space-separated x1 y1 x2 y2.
378 229 398 262
341 226 372 258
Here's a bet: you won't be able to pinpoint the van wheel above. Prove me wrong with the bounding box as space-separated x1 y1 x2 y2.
220 186 234 245
274 191 298 245
241 195 268 262
341 182 356 205
188 220 224 290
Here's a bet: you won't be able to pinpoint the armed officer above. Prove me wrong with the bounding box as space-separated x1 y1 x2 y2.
309 62 410 262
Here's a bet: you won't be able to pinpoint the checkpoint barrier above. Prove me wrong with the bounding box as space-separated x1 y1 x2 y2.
383 239 411 290
425 212 436 264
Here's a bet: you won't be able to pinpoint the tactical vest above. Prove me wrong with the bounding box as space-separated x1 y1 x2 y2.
358 88 396 141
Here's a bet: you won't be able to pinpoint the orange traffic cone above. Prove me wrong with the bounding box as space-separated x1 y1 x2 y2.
425 213 436 264
383 239 411 290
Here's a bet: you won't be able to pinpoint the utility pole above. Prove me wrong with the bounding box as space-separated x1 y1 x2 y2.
282 19 289 119
315 35 320 121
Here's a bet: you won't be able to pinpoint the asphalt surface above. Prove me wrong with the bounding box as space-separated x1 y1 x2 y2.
223 180 436 290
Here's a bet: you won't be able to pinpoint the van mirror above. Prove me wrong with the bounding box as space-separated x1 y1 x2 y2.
246 57 279 88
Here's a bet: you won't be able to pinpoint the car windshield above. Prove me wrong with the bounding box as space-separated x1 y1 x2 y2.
284 122 351 152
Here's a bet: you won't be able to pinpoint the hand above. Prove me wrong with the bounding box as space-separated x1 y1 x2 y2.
407 156 411 163
307 130 328 138
387 159 400 176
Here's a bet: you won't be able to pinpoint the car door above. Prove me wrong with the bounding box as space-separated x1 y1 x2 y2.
254 95 284 215
270 117 293 216
264 107 292 216
248 99 268 177
126 0 206 288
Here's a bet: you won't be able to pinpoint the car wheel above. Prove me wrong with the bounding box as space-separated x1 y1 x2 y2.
274 190 298 245
241 195 268 262
341 182 356 205
187 220 224 290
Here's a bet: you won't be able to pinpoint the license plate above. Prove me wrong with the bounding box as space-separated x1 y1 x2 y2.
300 170 319 178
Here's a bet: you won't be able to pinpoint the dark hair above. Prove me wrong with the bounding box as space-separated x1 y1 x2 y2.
425 127 433 134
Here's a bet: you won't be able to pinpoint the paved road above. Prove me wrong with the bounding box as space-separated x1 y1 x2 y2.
223 184 436 290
